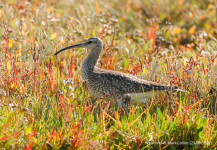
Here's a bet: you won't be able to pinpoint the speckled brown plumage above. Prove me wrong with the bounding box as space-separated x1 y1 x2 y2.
55 37 184 115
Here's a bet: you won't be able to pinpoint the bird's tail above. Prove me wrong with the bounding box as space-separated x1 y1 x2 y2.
174 88 186 92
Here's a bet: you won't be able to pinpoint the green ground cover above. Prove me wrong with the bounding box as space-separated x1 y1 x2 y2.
0 0 216 149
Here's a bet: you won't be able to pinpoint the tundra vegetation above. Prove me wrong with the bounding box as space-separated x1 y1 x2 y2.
0 0 216 149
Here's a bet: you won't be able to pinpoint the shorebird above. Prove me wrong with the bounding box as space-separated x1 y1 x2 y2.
55 37 184 115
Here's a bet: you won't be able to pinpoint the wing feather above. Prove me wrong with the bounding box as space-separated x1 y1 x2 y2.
93 67 176 94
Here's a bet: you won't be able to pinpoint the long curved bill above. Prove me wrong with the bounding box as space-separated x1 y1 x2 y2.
54 42 86 56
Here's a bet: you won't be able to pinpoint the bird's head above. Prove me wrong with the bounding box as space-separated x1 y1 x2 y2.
54 37 103 55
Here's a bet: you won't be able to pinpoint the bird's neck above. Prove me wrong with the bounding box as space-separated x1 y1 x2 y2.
81 48 102 80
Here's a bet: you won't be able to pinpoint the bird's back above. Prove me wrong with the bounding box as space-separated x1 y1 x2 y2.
87 67 177 95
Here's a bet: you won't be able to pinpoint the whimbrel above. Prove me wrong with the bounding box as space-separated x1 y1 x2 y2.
55 37 184 115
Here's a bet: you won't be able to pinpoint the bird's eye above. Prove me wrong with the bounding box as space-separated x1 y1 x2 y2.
87 41 92 44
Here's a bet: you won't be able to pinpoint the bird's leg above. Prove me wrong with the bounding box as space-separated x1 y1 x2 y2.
117 97 129 116
123 94 131 106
